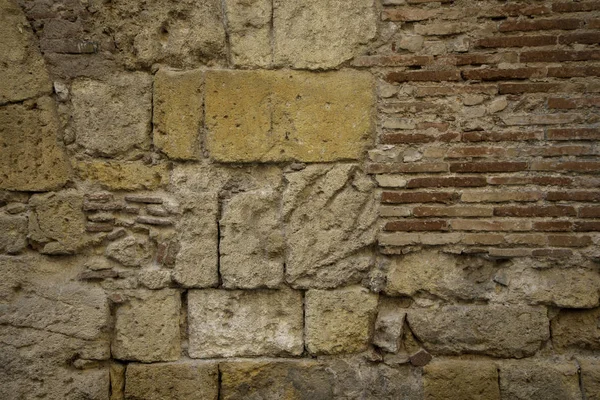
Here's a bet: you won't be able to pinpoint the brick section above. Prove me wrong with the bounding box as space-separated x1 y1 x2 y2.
494 206 577 217
449 162 528 173
499 19 583 32
462 68 546 81
476 35 557 48
387 70 462 83
384 220 449 231
547 128 600 140
520 50 600 62
406 176 488 188
382 192 458 204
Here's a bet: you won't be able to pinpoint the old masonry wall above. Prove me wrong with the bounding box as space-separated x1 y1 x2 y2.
1 0 600 398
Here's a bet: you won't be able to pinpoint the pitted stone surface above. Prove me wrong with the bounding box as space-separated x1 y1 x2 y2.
226 0 272 67
498 360 580 400
0 214 27 254
423 360 500 400
75 161 169 191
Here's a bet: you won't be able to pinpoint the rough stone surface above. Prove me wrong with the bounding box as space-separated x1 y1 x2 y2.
105 236 152 267
0 97 70 191
423 360 500 400
284 164 378 288
552 308 600 350
112 289 181 362
408 305 549 358
373 297 407 353
0 214 27 254
205 70 375 162
498 360 580 400
125 362 218 400
273 0 377 69
71 74 152 157
305 286 378 355
188 289 303 358
153 69 203 160
110 363 125 400
579 358 600 400
226 0 272 67
220 188 284 289
75 161 170 190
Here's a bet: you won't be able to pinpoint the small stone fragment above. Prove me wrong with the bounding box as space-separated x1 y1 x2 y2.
105 236 152 267
124 195 164 204
409 349 433 367
373 297 406 353
135 216 173 226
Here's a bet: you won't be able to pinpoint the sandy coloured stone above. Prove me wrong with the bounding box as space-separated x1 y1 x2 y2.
125 362 218 400
112 289 181 362
205 70 375 162
373 297 407 353
407 305 549 358
75 161 169 190
0 214 27 254
552 308 600 350
105 236 152 267
423 360 500 400
110 363 125 400
0 97 70 191
305 286 378 355
579 358 600 400
226 0 272 67
220 189 284 288
71 73 152 157
273 0 377 69
498 360 580 400
188 289 303 358
153 69 203 160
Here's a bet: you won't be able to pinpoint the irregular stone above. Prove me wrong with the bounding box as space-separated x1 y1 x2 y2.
137 268 171 289
552 308 600 350
410 349 433 367
125 362 218 400
205 70 375 162
220 189 284 289
498 360 580 400
226 0 272 67
408 305 549 358
0 0 52 104
423 360 500 400
105 236 152 267
579 358 600 400
28 190 88 254
188 289 303 358
273 0 377 69
305 286 378 355
71 73 152 157
112 289 181 362
284 165 378 288
373 297 407 353
110 363 125 400
153 68 202 160
0 97 69 191
0 214 27 254
75 161 169 190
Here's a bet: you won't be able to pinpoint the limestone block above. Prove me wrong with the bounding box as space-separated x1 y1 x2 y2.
305 286 378 355
0 0 52 104
284 165 378 288
0 97 69 191
373 297 407 353
225 0 272 67
423 360 500 400
112 289 181 362
498 360 580 400
552 308 600 350
188 289 303 358
71 73 152 157
153 69 203 160
110 363 125 400
0 214 27 254
220 189 284 289
125 362 218 400
407 305 549 358
273 0 377 69
105 236 152 267
75 161 169 190
205 70 374 162
580 358 600 400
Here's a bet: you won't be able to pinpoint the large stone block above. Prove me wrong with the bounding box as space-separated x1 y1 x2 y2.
225 0 272 67
407 305 549 358
153 69 203 160
112 289 181 362
305 286 378 355
498 360 580 400
552 308 600 350
220 189 284 288
0 214 27 254
71 73 152 157
75 161 169 190
580 358 600 400
0 97 69 191
188 289 303 358
273 0 377 69
423 360 500 400
205 70 374 162
284 165 378 288
125 362 218 400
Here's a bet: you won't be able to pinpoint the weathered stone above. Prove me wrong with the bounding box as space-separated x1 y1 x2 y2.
498 360 580 400
273 0 377 69
0 97 69 191
125 362 218 400
408 305 549 358
110 362 125 400
71 73 152 157
423 360 500 400
137 268 172 289
0 214 27 254
284 165 378 288
0 0 52 104
28 190 88 254
112 289 181 362
75 161 169 190
373 297 407 353
153 69 202 160
205 70 375 162
579 358 600 400
410 349 433 367
220 189 284 289
552 308 600 350
188 289 303 358
221 361 334 400
305 286 378 355
105 236 152 267
226 0 272 67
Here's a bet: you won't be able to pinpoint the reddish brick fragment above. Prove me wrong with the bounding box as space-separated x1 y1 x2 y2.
462 68 545 81
494 205 576 217
384 220 448 231
548 235 592 247
387 70 461 83
450 162 528 173
381 192 458 204
520 50 600 63
533 221 573 231
499 18 582 32
476 35 556 48
406 176 487 188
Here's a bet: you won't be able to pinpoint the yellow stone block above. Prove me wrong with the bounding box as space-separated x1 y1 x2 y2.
75 161 169 190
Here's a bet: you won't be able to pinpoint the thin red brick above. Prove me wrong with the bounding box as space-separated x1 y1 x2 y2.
547 66 600 78
494 205 576 217
413 206 493 217
552 1 600 12
579 206 600 218
499 18 582 32
547 128 600 140
574 221 600 231
531 161 600 173
461 131 543 142
533 221 573 231
547 191 600 202
488 176 573 186
476 35 557 48
548 97 600 109
520 50 600 63
387 70 462 83
352 54 433 67
406 176 487 188
450 162 528 173
451 219 532 231
384 220 449 231
462 67 546 81
381 192 458 204
366 163 449 174
559 32 600 44
548 235 593 247
499 83 562 94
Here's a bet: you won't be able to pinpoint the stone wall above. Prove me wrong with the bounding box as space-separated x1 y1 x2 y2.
1 0 600 398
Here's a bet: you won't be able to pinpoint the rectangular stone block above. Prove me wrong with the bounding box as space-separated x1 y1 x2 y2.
498 360 580 400
552 308 600 350
205 70 374 162
424 360 500 400
75 161 169 191
188 289 303 358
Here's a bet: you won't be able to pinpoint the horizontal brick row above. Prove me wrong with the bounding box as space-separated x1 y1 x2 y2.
384 218 600 233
